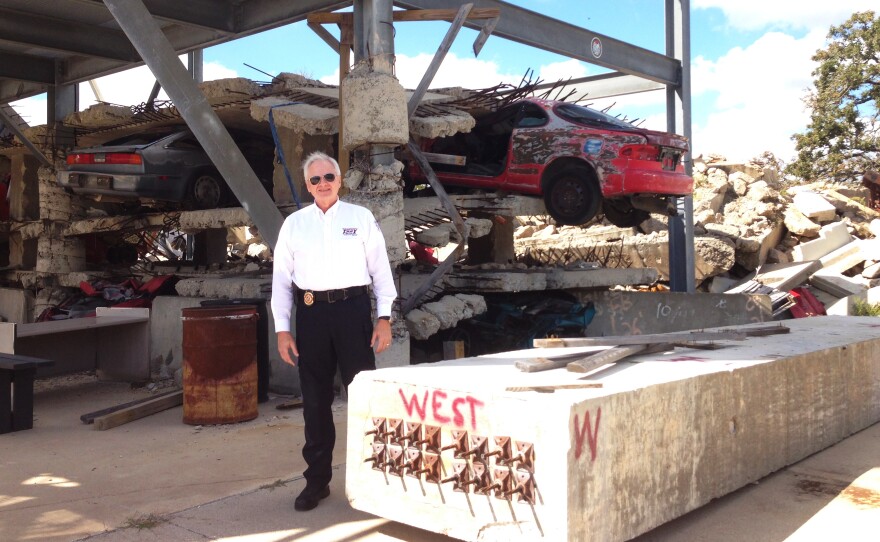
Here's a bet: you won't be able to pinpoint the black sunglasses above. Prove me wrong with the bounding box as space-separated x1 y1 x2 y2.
308 173 337 185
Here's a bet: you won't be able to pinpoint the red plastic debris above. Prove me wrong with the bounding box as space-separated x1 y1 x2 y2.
788 287 827 318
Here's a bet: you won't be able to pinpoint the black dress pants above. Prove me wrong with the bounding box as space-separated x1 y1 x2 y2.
295 291 375 488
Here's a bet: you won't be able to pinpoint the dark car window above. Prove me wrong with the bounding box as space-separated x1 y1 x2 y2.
555 103 636 131
516 103 548 128
101 130 177 146
168 134 201 150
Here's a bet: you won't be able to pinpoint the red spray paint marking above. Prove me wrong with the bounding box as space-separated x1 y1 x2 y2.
574 407 601 462
398 388 485 430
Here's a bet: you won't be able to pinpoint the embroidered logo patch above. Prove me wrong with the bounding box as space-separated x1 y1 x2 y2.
342 227 357 236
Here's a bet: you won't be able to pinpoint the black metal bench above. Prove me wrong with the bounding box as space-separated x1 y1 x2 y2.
0 353 55 434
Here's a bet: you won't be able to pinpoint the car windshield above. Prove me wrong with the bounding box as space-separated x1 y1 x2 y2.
555 103 636 131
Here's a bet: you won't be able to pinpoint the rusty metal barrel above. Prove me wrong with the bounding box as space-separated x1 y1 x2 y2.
181 306 258 425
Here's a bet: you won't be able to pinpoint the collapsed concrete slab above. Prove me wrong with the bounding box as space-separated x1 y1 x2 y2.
346 316 880 541
250 97 338 135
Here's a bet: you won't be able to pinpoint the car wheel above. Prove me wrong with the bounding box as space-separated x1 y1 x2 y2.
603 198 650 228
543 166 601 225
187 170 227 210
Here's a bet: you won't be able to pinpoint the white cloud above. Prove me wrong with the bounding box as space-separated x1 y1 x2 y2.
689 29 826 161
320 52 522 90
693 1 877 32
10 59 239 127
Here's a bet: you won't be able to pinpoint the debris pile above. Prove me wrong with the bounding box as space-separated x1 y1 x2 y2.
513 153 880 314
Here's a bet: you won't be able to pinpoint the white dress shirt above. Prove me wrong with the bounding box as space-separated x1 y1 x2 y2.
271 199 397 333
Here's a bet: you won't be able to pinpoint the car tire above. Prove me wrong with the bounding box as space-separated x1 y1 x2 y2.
186 170 228 210
603 198 650 228
543 165 601 225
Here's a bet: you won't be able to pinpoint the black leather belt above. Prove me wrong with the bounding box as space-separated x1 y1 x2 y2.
298 285 368 306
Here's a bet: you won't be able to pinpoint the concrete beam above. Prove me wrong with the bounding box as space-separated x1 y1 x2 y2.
405 194 548 222
346 316 880 541
0 51 55 85
399 267 659 299
0 7 140 62
578 290 772 337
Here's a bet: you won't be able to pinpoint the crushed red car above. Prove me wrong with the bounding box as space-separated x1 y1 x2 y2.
406 98 693 226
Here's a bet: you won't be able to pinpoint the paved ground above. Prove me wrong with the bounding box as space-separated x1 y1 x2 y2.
1 374 877 541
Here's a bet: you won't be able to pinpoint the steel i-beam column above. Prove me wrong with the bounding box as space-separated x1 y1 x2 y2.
665 0 694 292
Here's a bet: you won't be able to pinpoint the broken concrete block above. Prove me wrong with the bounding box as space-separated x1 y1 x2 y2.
819 239 877 274
793 222 853 262
340 65 409 150
823 190 880 221
250 97 338 135
863 262 880 279
792 191 837 222
409 111 475 139
466 217 493 239
810 272 867 298
783 206 821 237
752 260 822 292
453 294 487 317
421 295 471 329
405 308 441 341
199 77 265 102
64 103 134 128
414 223 453 248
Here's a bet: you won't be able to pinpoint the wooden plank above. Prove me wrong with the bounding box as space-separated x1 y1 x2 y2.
308 8 500 25
534 325 789 348
566 344 652 374
506 382 603 392
80 389 181 424
443 340 466 360
276 397 304 410
93 391 183 431
424 151 466 166
514 348 608 373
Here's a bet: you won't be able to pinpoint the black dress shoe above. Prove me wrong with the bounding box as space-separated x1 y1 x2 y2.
294 485 330 511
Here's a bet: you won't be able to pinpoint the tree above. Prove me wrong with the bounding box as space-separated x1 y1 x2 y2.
788 11 879 182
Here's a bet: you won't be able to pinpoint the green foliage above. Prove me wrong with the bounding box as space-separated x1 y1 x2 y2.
788 11 880 182
852 299 880 316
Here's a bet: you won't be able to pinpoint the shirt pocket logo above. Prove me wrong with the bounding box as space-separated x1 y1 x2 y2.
342 227 358 236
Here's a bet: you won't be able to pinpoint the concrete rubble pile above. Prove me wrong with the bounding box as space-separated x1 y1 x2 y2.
514 153 880 314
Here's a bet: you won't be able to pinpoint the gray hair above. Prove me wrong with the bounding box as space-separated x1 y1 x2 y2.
302 151 341 181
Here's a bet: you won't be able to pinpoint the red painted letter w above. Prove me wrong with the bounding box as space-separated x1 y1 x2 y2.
574 407 601 462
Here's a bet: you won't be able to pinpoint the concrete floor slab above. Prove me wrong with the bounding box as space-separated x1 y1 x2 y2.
345 317 880 541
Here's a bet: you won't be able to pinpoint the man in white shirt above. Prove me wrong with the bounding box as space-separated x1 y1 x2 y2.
271 151 396 511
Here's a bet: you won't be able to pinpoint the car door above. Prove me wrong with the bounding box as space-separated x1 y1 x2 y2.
505 101 550 194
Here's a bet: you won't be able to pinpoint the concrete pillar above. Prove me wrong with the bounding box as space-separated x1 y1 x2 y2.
345 0 410 366
467 213 515 265
8 152 40 221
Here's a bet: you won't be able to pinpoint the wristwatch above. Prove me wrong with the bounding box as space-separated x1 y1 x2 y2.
378 315 392 323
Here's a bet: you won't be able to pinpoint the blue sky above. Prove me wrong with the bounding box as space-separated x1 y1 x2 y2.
12 1 878 164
